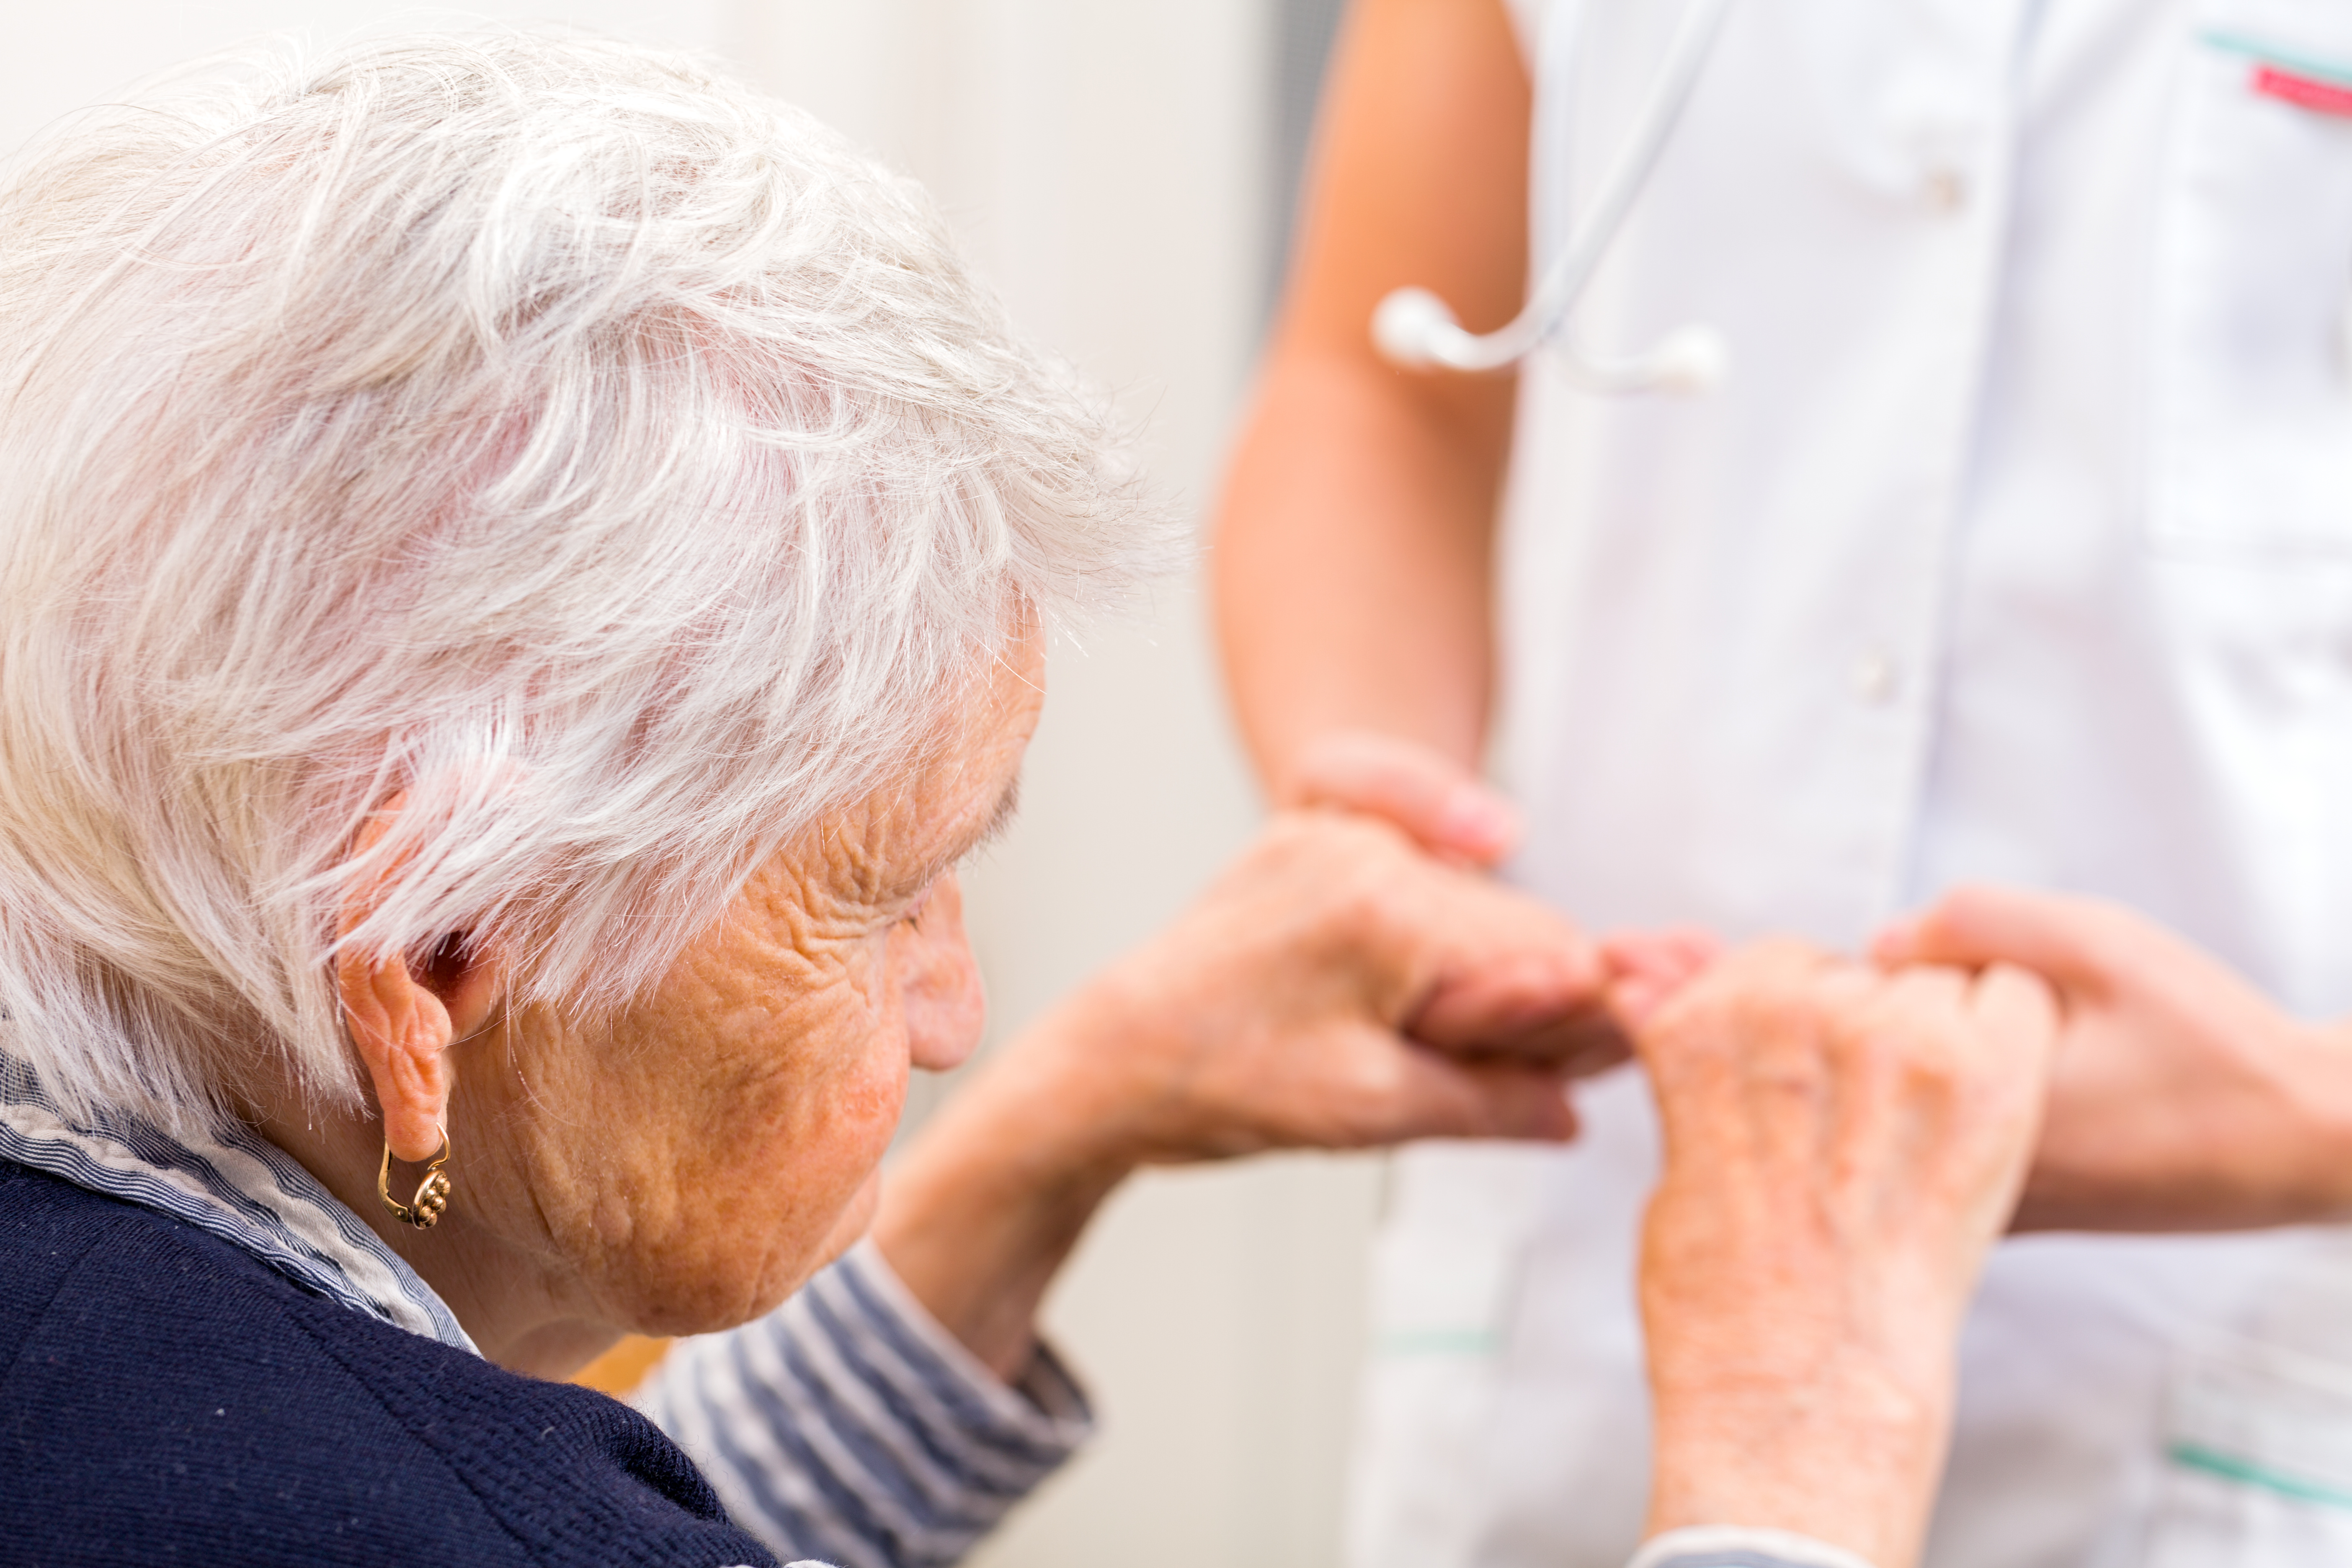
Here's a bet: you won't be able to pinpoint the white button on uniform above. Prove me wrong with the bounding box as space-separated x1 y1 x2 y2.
1852 651 1901 705
1923 165 1969 212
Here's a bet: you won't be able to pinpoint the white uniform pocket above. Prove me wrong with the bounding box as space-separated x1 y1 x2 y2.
2144 1336 2352 1564
1346 1145 1552 1568
2150 0 2352 555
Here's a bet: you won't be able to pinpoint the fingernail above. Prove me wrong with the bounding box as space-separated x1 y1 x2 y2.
1438 790 1518 853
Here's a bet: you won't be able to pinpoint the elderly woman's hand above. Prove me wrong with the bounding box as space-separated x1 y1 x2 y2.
1270 727 1724 1026
1635 941 2056 1568
875 809 1621 1374
1049 809 1626 1156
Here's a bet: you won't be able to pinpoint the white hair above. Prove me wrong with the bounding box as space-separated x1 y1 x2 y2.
0 31 1173 1136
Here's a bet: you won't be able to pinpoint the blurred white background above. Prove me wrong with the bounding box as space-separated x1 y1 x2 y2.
0 3 1377 1563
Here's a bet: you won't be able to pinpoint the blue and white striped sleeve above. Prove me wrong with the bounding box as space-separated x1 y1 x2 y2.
1626 1526 1883 1568
636 1241 1094 1568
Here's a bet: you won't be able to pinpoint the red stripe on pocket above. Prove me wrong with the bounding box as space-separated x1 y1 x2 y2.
2254 63 2352 118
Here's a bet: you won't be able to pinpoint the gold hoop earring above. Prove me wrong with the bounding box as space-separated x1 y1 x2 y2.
378 1129 453 1230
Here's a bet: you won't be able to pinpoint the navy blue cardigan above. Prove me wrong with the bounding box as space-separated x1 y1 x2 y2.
0 1158 780 1567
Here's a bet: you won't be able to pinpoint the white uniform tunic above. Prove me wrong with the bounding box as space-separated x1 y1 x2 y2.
1349 1 2352 1565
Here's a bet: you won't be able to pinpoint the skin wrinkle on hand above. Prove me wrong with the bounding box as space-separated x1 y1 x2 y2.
862 794 1638 1381
1634 941 2057 1568
1167 732 2119 1565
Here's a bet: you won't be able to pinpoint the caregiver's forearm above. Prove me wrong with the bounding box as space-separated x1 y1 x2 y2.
1210 0 1528 792
872 991 1140 1379
1215 351 1507 789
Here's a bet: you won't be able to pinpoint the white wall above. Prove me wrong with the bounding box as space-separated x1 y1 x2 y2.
3 7 1383 1563
0 3 728 144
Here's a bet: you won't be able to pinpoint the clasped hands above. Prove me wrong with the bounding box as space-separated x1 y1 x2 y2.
1249 731 2352 1565
1277 730 2352 1236
878 729 2352 1565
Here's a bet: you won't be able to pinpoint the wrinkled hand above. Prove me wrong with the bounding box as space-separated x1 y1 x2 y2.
878 809 1627 1375
1604 926 1723 1026
1276 727 1717 1044
1877 884 2352 1231
1638 941 2056 1568
1046 810 1626 1163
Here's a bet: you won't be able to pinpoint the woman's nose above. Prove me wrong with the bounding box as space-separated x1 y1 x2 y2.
895 874 987 1071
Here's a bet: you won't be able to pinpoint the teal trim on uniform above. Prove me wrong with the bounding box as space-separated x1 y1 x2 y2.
1374 1328 1501 1357
2167 1442 2352 1512
2199 29 2352 90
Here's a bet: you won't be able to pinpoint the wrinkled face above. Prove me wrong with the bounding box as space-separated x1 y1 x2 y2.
459 636 1041 1336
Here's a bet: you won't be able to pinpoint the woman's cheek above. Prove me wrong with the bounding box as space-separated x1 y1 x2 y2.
775 994 909 1207
810 1169 884 1269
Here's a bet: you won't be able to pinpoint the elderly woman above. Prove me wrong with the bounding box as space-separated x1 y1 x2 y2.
0 32 2060 1568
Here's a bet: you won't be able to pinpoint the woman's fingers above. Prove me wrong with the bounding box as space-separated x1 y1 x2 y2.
1312 1034 1581 1145
1280 729 1520 867
1406 946 1629 1070
1233 811 1612 1063
1603 927 1723 1028
1605 927 1721 980
1063 812 1615 1163
1421 1058 1582 1141
1968 960 2063 1066
1641 939 2058 1256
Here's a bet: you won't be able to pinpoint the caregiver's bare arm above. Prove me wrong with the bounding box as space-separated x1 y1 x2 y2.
873 810 1623 1377
1881 885 2352 1231
1212 0 1527 797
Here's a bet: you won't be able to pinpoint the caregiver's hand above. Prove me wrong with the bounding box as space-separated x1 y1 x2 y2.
1638 941 2055 1568
877 810 1620 1375
1278 727 1521 866
1877 885 2352 1231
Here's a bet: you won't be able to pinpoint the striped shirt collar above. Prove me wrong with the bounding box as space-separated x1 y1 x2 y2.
0 1051 477 1355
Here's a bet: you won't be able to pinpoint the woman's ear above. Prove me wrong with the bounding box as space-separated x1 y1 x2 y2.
335 794 510 1163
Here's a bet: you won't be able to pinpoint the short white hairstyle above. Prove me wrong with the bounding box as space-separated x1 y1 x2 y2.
0 31 1172 1135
